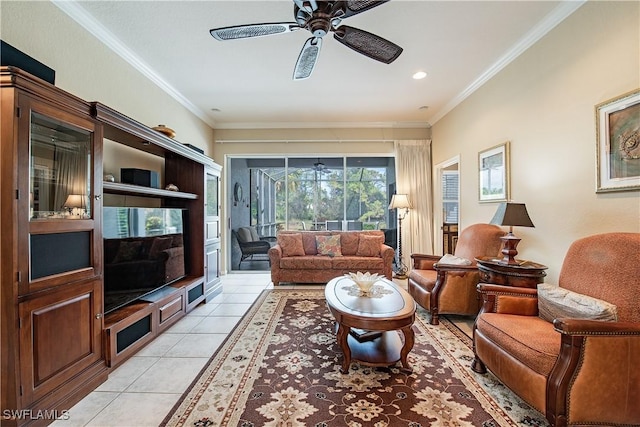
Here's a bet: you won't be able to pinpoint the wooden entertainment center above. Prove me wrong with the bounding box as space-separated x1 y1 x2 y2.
0 67 222 426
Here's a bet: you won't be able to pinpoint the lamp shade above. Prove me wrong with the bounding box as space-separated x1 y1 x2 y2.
63 194 86 209
490 202 534 228
388 194 412 210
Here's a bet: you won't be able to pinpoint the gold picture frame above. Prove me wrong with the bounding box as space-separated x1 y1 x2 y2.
478 142 510 202
596 89 640 193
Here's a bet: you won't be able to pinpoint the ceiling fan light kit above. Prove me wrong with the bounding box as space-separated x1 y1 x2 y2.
209 0 402 80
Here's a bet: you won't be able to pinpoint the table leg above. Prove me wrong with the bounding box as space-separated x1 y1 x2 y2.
399 325 415 373
336 323 351 373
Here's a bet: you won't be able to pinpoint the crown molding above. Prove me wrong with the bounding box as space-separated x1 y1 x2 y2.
213 121 431 130
51 0 216 128
429 0 586 125
53 0 583 132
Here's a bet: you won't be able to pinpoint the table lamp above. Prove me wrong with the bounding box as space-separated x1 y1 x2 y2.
490 202 534 265
63 194 86 217
388 194 412 278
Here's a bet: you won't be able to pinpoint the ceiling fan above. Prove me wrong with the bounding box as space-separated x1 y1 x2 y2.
312 159 330 173
209 0 403 80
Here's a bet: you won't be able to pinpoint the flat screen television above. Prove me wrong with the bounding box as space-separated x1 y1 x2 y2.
103 207 187 314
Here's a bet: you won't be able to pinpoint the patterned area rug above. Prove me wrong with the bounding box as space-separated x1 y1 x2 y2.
162 289 547 427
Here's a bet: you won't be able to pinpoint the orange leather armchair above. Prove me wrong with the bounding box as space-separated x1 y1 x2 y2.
472 233 640 427
408 223 505 325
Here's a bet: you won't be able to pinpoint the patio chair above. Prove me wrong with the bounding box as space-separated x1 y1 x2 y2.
347 221 363 230
326 220 342 230
233 226 275 269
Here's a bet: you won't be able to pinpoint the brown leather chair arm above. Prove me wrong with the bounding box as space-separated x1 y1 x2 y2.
547 319 640 426
553 318 640 335
476 283 539 315
434 263 477 272
411 253 440 270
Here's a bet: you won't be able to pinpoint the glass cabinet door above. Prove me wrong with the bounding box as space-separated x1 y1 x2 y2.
206 170 219 217
30 112 92 220
205 168 220 245
18 96 101 295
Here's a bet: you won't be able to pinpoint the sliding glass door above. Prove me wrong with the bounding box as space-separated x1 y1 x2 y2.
232 156 396 270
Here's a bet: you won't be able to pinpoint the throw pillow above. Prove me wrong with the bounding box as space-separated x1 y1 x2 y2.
277 233 305 257
316 235 342 257
537 283 618 322
249 226 260 241
356 234 384 257
438 253 472 265
112 240 142 263
237 227 253 243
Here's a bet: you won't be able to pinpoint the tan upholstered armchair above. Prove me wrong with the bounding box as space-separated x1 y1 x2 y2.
408 223 506 325
472 233 640 427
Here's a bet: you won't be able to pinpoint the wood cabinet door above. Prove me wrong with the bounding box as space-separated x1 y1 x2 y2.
18 280 104 407
205 243 221 299
16 93 103 296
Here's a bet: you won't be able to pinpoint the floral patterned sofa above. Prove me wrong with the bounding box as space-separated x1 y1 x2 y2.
269 230 394 285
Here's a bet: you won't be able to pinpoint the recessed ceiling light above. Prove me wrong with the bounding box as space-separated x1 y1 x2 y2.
211 108 221 112
413 71 427 80
419 106 429 110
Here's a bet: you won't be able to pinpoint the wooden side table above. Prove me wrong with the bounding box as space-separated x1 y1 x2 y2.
475 257 548 289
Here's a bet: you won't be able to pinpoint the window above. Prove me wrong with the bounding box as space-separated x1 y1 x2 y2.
442 171 459 223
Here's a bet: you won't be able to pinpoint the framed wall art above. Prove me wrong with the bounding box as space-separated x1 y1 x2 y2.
596 89 640 193
478 141 510 202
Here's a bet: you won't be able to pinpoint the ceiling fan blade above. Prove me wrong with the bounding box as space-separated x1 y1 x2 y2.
337 0 390 19
293 0 319 14
333 25 402 64
293 37 322 80
210 23 300 41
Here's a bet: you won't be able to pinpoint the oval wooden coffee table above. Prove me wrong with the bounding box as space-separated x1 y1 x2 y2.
325 276 416 373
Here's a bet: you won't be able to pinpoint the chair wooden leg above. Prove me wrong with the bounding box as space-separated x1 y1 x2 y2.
471 357 487 374
429 309 440 325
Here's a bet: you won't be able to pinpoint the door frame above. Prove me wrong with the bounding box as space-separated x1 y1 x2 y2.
433 155 460 256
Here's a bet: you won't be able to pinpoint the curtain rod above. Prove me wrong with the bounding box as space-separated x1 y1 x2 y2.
215 139 395 144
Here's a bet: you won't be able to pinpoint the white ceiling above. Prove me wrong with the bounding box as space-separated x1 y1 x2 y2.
54 1 584 129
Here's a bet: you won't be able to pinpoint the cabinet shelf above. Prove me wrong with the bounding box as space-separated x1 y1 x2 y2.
103 182 198 200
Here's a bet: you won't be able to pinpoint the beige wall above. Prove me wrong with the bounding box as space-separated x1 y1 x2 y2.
431 1 640 283
4 1 638 281
1 1 214 154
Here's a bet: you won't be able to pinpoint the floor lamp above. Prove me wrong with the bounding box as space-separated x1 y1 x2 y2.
389 194 412 279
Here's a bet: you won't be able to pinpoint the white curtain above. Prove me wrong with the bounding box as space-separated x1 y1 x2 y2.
394 140 434 269
54 144 89 212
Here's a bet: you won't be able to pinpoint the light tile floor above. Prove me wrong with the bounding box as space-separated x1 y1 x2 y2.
52 274 473 427
52 273 275 427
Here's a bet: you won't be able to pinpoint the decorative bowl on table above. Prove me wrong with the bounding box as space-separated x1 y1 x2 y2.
346 271 382 294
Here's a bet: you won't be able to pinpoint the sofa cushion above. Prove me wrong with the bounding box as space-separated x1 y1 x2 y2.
302 232 329 255
332 256 384 271
356 234 384 257
277 233 305 257
537 283 618 322
279 255 332 270
149 236 173 259
476 313 560 376
316 235 342 257
237 227 253 243
249 226 260 241
112 240 143 263
340 232 360 256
